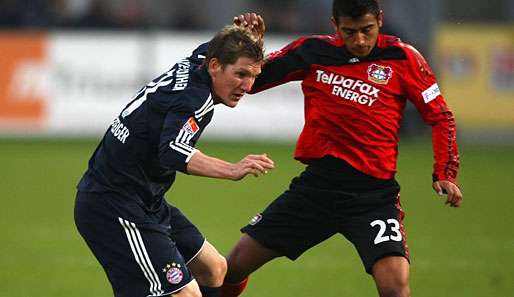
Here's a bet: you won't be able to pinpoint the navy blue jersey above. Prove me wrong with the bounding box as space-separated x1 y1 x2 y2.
77 43 214 211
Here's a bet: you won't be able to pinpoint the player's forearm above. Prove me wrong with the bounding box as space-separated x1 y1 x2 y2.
186 150 236 180
431 110 459 183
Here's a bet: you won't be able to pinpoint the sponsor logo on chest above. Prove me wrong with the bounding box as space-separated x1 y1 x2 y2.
315 69 380 107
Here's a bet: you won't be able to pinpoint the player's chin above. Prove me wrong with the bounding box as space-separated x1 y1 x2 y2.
350 47 371 57
227 95 243 107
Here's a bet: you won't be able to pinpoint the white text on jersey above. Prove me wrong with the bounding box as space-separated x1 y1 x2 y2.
110 117 130 143
316 70 380 107
173 59 191 91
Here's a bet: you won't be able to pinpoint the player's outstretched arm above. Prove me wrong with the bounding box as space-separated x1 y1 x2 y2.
233 12 265 42
187 150 274 181
432 180 463 208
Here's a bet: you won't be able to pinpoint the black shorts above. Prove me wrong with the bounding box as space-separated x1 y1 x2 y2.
74 191 205 297
242 170 409 274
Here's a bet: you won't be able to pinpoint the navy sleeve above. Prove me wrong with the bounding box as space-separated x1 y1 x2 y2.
158 109 201 173
158 86 213 173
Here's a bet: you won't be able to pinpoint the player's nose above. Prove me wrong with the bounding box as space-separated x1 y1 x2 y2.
241 77 254 92
355 33 366 46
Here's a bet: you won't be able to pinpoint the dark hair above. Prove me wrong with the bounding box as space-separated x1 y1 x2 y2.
332 0 380 21
205 25 264 66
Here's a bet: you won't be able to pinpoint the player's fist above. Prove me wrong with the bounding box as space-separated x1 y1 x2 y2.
432 180 462 207
231 153 274 181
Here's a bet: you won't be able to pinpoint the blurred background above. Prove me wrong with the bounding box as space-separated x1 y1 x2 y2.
1 1 513 297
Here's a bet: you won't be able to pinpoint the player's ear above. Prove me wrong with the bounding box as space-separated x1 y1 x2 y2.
377 10 384 28
330 17 339 33
208 58 222 75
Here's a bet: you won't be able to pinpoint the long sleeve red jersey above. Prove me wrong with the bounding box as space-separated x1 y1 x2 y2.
251 34 459 183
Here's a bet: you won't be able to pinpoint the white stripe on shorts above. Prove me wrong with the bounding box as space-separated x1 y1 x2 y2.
118 217 164 296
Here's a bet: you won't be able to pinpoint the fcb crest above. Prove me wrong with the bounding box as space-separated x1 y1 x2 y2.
162 263 184 285
367 64 393 84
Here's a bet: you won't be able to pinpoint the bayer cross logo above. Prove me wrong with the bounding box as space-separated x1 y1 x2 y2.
367 64 393 85
249 213 262 225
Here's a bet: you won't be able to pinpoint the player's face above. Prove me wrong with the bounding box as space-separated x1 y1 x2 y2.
333 12 383 58
209 57 262 108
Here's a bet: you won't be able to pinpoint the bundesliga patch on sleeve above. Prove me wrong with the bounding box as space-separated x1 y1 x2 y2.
422 83 441 103
182 117 200 136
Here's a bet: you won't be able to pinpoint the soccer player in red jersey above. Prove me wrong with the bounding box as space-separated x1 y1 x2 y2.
221 2 463 296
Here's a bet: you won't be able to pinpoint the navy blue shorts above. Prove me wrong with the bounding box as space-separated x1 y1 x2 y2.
242 170 409 274
74 191 205 297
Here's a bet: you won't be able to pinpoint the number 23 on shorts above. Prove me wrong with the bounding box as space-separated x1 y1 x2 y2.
370 219 402 244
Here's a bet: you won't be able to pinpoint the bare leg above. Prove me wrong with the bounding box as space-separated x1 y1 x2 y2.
171 279 202 297
219 233 280 297
188 241 227 287
225 234 280 283
372 256 411 297
186 241 227 297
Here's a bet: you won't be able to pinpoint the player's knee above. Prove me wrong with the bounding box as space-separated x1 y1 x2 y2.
225 235 277 283
377 278 410 297
211 256 228 286
373 257 410 297
378 287 411 297
198 255 227 287
225 249 248 282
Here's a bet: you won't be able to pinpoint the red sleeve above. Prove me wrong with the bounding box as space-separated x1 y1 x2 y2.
249 37 310 94
401 44 460 184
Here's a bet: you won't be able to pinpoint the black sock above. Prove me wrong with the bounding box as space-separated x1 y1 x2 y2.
200 286 221 297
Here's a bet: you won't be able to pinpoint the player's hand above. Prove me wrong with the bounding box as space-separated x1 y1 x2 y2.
233 13 265 41
432 180 462 207
230 153 274 181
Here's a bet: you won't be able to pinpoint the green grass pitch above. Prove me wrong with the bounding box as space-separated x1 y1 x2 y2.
0 138 513 296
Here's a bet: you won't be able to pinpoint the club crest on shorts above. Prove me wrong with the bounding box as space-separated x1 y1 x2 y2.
367 64 393 84
249 213 262 225
162 262 183 284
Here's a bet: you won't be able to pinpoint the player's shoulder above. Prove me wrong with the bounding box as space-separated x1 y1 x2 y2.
174 85 213 113
383 35 430 65
189 42 209 64
293 34 343 48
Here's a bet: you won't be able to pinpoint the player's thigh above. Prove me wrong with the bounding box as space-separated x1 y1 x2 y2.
187 241 227 286
372 255 410 291
241 181 337 261
341 192 409 274
225 233 280 283
75 192 195 297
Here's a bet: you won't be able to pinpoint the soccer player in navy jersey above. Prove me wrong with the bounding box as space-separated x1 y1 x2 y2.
221 2 463 297
74 25 274 297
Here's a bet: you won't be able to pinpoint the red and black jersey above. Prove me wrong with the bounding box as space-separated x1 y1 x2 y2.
251 34 459 183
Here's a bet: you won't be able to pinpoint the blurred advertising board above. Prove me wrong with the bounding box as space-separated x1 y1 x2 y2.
435 25 514 134
0 32 303 140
